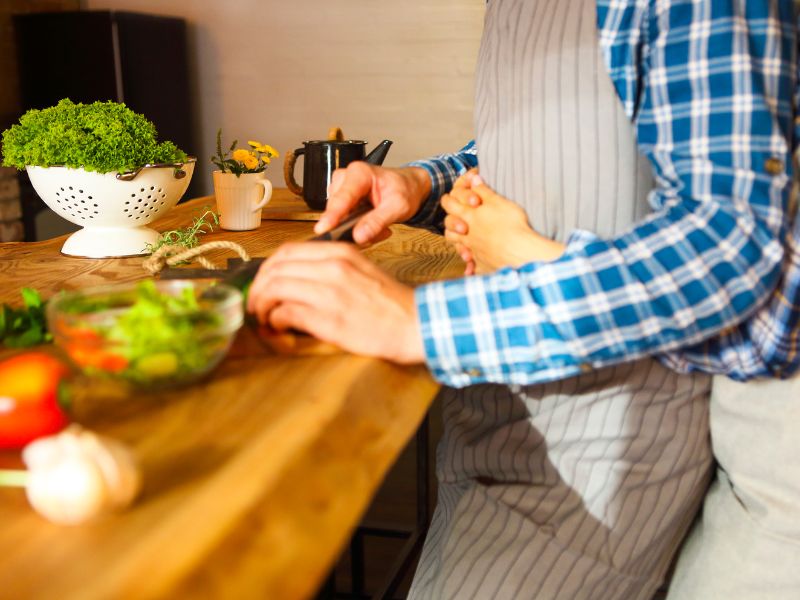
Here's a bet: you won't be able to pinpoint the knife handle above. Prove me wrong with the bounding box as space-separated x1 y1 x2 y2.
310 200 372 242
217 201 373 291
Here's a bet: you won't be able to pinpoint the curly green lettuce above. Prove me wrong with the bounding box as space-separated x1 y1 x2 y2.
1 99 187 173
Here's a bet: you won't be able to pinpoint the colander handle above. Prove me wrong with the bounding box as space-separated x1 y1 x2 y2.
116 159 196 181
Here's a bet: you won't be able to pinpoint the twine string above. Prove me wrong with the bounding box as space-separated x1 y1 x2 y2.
142 240 251 275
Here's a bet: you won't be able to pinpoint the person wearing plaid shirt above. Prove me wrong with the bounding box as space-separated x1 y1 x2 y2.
248 1 800 597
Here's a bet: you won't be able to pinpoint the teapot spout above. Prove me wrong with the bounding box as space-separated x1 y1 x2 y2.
364 140 393 165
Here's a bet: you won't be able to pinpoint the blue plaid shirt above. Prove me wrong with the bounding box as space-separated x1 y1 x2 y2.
408 1 800 388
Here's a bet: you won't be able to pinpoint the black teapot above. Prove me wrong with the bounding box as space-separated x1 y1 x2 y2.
284 127 392 210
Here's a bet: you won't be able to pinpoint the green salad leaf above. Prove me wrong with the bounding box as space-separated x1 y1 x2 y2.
1 99 187 173
0 288 51 348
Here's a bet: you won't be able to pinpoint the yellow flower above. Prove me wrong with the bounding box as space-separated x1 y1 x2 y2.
232 148 251 162
246 140 280 157
242 154 259 170
261 155 271 165
259 144 279 158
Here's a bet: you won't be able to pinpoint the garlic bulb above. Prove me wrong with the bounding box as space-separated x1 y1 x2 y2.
21 426 142 525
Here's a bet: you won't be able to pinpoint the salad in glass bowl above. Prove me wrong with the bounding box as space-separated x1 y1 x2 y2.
46 280 243 389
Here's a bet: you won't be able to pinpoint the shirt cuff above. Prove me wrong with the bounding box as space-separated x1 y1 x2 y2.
404 142 479 231
403 160 450 232
415 276 497 387
414 232 598 388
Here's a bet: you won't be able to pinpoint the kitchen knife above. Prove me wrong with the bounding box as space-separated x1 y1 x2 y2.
179 200 374 294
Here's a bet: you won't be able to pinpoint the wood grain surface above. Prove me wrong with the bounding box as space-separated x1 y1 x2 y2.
0 190 464 600
261 191 322 221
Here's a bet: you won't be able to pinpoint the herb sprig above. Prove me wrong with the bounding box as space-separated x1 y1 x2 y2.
144 209 219 254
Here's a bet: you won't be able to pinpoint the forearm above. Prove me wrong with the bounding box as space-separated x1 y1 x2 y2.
398 166 432 218
417 186 787 388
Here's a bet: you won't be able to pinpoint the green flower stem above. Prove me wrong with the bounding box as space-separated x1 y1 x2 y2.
0 469 28 487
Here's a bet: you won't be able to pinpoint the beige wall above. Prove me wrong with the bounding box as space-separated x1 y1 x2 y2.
83 0 485 195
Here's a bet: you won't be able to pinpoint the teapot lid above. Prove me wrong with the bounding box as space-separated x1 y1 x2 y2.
303 139 365 145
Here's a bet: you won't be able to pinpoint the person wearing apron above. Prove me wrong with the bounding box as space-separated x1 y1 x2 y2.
412 1 800 598
246 1 798 597
408 1 710 597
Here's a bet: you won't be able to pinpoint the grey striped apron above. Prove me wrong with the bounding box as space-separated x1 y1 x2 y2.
408 1 712 599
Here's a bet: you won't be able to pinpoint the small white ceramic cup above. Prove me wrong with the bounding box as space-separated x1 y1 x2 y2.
213 171 272 231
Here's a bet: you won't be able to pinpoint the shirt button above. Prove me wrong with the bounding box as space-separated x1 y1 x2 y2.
467 368 482 378
764 157 784 175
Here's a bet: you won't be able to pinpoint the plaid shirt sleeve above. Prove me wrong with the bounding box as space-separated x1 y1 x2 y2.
404 140 479 233
415 1 795 388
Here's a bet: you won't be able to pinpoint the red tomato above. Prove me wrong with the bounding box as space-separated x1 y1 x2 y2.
0 352 71 449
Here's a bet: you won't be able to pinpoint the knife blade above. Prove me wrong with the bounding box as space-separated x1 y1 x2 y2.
180 200 373 293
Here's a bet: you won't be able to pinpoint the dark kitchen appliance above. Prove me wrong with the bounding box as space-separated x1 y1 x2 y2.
12 11 199 240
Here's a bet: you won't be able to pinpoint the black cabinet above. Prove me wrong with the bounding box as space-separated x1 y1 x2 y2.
13 11 199 239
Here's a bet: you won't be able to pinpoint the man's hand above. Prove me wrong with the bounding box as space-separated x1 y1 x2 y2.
246 242 425 364
314 163 431 245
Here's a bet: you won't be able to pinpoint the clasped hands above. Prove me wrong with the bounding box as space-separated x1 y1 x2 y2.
441 169 565 275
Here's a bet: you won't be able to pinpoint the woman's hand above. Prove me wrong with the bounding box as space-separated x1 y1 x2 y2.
442 174 566 273
246 242 425 364
443 170 481 274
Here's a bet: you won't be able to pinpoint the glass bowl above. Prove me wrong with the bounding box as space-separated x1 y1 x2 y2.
46 280 243 389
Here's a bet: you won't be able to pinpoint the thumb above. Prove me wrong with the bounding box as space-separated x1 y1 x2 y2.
316 164 373 234
352 207 393 245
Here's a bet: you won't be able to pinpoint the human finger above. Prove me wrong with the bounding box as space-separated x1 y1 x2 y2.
246 243 361 313
444 214 469 235
453 241 473 263
469 172 484 187
247 252 365 321
469 181 500 204
316 162 374 234
453 168 480 189
327 168 347 197
449 187 481 207
444 228 465 245
453 243 476 275
249 274 337 326
255 253 375 292
464 261 476 276
351 208 393 245
267 303 347 347
263 241 363 267
440 193 470 219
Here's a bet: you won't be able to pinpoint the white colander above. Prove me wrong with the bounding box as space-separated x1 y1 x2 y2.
26 158 196 258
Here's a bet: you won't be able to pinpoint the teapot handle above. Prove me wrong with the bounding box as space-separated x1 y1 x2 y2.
328 126 344 141
283 147 305 197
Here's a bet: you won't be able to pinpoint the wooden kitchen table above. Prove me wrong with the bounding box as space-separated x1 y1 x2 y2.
0 190 462 600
